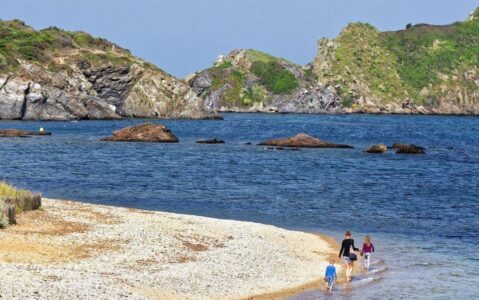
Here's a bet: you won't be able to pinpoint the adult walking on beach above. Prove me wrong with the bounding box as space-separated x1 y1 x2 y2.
339 231 359 282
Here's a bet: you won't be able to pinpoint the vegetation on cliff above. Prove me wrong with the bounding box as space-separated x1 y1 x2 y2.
189 49 316 110
381 17 479 101
314 8 479 112
0 19 209 120
251 60 298 94
0 19 142 73
190 7 479 114
330 23 407 102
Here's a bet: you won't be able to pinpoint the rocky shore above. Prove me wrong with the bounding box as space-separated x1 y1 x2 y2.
0 20 216 121
0 199 338 299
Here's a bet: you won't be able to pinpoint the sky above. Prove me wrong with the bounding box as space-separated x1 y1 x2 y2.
1 0 477 77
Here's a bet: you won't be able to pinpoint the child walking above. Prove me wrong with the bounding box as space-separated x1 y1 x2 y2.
324 259 337 293
361 236 375 270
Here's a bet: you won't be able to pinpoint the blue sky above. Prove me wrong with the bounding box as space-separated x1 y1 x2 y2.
1 0 477 77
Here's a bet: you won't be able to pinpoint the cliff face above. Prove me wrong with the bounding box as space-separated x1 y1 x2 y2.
0 20 209 120
313 11 479 114
191 8 479 115
187 49 342 114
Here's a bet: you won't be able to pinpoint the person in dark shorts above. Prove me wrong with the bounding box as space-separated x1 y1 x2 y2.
338 231 359 282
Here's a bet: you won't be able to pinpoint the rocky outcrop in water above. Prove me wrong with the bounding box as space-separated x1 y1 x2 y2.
393 144 425 154
0 129 51 137
259 133 353 148
196 138 225 144
0 20 214 120
101 123 179 143
366 144 387 153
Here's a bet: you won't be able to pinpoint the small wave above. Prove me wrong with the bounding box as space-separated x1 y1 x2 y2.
351 276 382 286
371 259 385 265
368 266 387 274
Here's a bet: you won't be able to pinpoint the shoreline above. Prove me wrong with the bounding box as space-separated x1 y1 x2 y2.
0 198 341 299
0 111 478 124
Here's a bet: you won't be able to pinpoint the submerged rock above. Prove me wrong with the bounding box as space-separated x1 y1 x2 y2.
366 144 387 153
264 146 300 151
196 138 225 144
201 115 224 120
101 123 179 143
0 129 52 137
393 143 425 154
258 133 353 148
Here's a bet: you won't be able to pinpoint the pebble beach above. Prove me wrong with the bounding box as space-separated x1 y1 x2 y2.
0 199 338 299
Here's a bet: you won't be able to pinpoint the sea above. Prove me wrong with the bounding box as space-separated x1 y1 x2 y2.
0 113 477 299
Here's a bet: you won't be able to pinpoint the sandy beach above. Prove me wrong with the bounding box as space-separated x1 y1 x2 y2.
0 199 340 299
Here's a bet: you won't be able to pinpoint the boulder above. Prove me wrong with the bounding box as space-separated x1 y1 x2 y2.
258 133 353 148
366 144 387 153
101 123 179 143
201 115 224 120
392 143 425 154
0 129 52 137
196 138 225 144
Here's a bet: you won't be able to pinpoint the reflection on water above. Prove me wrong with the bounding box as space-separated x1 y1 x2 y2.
0 113 478 298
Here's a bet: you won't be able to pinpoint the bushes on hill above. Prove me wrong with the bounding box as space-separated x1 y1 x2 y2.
251 61 298 94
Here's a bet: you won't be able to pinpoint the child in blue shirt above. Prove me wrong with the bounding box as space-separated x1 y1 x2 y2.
324 259 337 292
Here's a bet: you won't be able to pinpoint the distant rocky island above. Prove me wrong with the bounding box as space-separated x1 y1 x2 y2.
1 7 478 120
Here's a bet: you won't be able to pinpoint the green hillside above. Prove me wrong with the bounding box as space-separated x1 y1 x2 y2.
314 8 479 112
0 19 157 74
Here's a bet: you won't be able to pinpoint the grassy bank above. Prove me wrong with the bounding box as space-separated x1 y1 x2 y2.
0 182 41 227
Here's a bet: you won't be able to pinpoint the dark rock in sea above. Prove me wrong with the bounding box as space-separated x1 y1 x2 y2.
0 129 52 137
201 115 224 120
277 147 300 151
258 133 353 148
245 142 252 145
101 123 179 143
366 144 387 153
196 138 225 144
393 143 425 154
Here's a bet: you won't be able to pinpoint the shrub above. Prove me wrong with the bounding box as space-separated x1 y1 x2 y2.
381 16 479 98
0 182 41 227
251 61 298 94
303 67 314 79
216 61 232 69
0 201 7 228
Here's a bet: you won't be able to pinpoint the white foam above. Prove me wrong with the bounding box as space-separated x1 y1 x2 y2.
351 276 381 286
368 266 387 274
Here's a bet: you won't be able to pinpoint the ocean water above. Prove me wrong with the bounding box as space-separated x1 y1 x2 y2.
0 113 478 299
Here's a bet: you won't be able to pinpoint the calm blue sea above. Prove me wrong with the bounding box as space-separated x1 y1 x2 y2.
0 113 478 299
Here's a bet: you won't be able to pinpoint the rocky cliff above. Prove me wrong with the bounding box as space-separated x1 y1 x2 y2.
312 12 479 114
0 20 211 120
187 49 342 114
190 8 479 115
